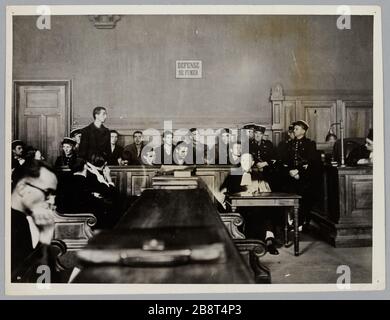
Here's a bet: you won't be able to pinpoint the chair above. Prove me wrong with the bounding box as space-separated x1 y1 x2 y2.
52 211 97 270
219 212 271 283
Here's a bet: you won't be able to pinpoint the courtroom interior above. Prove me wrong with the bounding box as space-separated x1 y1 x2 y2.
10 14 373 284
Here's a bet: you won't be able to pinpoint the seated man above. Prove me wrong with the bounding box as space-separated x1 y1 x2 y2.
122 130 145 165
84 153 122 229
188 128 209 165
217 153 280 255
70 129 82 155
140 145 157 166
12 140 25 170
154 131 175 165
173 141 191 165
107 130 124 166
346 129 373 166
11 160 58 282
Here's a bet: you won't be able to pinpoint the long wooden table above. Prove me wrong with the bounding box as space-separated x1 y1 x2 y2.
228 193 301 256
73 188 254 283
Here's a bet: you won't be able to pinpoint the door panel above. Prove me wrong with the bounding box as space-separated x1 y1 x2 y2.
14 81 69 166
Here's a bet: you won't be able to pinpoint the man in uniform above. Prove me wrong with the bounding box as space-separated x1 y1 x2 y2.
250 125 279 190
282 120 322 229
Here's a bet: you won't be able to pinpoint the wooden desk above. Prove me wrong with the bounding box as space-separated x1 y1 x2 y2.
228 193 301 256
73 189 254 283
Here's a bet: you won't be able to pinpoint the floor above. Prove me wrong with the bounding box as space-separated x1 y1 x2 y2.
261 232 372 284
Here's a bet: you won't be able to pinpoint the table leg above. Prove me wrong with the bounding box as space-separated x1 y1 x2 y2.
294 204 299 256
284 208 289 246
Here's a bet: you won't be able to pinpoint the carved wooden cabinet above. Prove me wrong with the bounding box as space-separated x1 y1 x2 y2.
311 165 373 247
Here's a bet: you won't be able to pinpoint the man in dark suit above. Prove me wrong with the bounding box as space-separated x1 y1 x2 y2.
281 120 322 229
189 128 209 165
11 160 58 282
107 130 124 165
154 131 175 165
78 106 111 162
209 128 231 164
122 131 145 165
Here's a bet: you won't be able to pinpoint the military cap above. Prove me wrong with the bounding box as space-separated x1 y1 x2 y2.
253 125 266 134
293 120 309 131
70 129 82 138
242 123 255 130
12 140 24 149
61 137 77 146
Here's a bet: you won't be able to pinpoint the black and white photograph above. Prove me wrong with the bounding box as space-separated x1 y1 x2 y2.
4 5 385 294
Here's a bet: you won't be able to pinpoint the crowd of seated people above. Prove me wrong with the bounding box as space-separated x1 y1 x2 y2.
11 105 374 275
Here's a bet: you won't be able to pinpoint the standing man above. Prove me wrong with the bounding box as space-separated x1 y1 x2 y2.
282 120 322 230
107 130 124 166
11 160 58 281
79 106 111 162
122 131 145 165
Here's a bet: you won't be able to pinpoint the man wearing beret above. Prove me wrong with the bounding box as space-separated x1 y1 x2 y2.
282 120 322 229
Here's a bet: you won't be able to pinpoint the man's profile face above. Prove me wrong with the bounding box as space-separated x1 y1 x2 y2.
221 133 230 145
365 138 373 152
20 167 58 212
231 143 242 157
240 153 253 172
62 143 73 156
96 110 107 123
192 130 201 143
163 134 173 146
13 145 23 157
74 133 82 144
294 125 306 138
134 133 143 145
111 133 118 145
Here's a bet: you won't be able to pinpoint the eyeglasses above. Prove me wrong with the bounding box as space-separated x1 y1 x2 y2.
25 182 56 200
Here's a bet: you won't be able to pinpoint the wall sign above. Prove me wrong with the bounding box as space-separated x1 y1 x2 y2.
176 60 202 79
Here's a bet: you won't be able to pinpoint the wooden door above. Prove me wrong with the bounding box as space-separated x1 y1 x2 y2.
299 100 337 149
14 81 70 165
344 101 373 138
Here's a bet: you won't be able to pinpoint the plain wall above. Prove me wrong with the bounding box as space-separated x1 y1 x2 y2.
13 15 373 130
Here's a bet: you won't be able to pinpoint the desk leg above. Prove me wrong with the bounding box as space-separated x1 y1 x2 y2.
284 209 289 246
294 204 299 256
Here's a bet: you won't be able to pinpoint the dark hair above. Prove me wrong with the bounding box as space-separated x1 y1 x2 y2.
24 146 42 162
133 130 143 137
92 106 106 120
367 128 373 141
70 157 86 173
90 153 107 168
162 131 173 138
12 140 24 150
325 133 337 142
189 128 198 133
110 130 119 136
12 160 56 191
